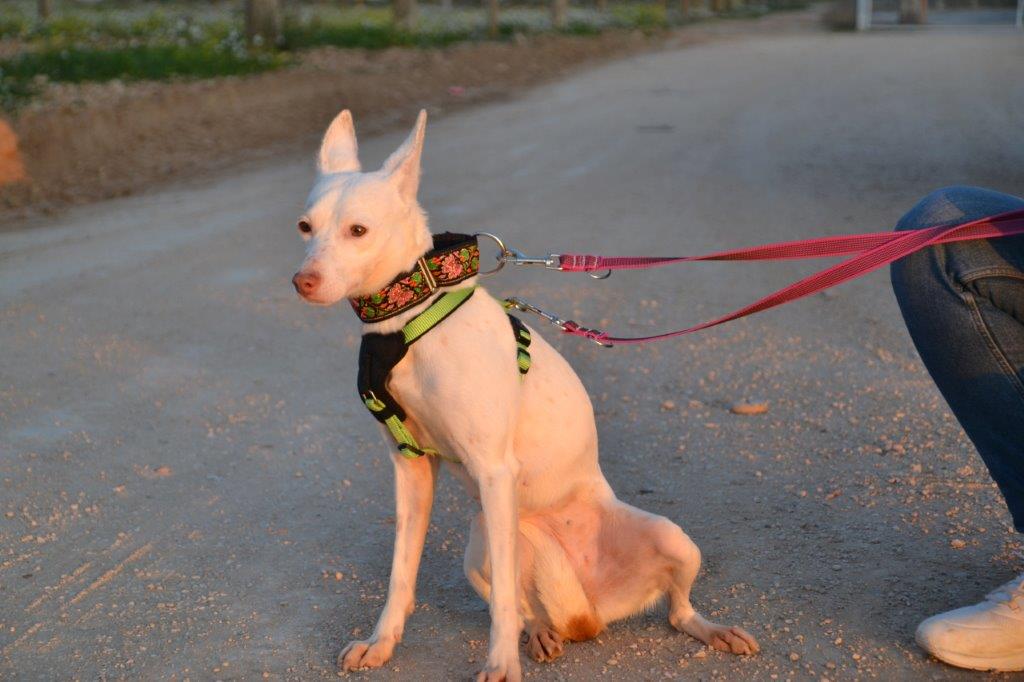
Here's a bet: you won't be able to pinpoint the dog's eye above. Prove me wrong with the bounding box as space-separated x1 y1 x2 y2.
350 224 368 237
297 220 312 234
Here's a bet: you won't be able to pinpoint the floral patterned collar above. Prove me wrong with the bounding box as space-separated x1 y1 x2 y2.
350 233 481 323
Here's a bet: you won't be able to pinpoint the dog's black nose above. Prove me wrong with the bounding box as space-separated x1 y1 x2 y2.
292 271 321 296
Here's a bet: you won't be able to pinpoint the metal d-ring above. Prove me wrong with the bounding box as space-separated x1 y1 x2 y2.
474 232 509 277
588 269 612 280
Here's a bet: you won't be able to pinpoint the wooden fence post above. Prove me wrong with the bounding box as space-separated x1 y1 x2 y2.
394 0 418 30
487 0 500 36
898 0 925 22
551 0 568 28
245 0 282 46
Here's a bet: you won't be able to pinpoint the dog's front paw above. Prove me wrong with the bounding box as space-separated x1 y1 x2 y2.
475 651 522 682
702 624 760 655
338 637 396 672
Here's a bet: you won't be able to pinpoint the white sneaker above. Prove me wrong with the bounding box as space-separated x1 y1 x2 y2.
916 572 1024 671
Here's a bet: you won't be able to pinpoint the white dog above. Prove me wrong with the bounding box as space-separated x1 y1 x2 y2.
292 109 759 681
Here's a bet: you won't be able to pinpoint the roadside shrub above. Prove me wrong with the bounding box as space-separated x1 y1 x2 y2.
562 19 604 35
0 13 31 40
0 67 36 110
282 16 473 50
762 0 811 9
126 12 174 38
31 15 96 43
611 4 668 30
492 9 550 35
495 19 535 37
0 43 283 85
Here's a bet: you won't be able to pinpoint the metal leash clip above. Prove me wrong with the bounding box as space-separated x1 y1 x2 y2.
475 232 611 280
506 250 563 270
504 296 567 329
475 232 562 276
503 297 613 347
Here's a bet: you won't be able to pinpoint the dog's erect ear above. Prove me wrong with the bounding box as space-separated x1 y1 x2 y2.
381 110 427 201
318 109 360 174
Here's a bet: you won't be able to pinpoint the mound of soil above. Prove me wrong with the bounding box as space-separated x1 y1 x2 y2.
0 9 818 224
0 30 655 218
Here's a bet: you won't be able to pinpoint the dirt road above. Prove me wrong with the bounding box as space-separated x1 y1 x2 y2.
3 17 1024 680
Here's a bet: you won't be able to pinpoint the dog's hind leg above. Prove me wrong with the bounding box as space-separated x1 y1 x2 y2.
519 521 602 660
651 514 760 655
587 501 759 655
465 517 558 663
464 516 600 663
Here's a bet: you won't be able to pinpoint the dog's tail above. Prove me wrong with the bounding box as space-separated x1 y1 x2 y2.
519 523 603 642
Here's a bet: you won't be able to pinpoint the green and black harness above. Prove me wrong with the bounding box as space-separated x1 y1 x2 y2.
353 234 532 461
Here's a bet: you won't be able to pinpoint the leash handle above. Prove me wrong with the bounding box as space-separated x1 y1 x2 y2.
520 208 1024 345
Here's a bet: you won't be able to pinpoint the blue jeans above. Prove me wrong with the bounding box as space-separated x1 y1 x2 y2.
891 186 1024 532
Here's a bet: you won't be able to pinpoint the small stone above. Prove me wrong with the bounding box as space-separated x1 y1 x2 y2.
950 539 967 550
661 400 676 411
789 652 800 662
730 399 769 416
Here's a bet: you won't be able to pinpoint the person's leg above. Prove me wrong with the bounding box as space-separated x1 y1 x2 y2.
892 186 1024 527
890 185 1024 671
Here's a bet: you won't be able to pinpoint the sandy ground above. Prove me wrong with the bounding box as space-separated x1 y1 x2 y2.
3 13 1024 681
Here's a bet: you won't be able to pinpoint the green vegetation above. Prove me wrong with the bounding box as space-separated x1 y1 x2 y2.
610 3 669 29
282 14 474 50
4 43 283 84
0 3 284 108
0 0 807 110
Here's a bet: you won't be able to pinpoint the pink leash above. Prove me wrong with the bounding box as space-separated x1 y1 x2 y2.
522 207 1024 346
